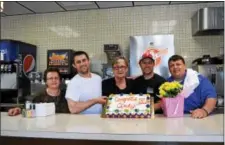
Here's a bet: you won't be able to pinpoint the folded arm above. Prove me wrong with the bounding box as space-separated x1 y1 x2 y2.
67 98 97 114
67 97 106 114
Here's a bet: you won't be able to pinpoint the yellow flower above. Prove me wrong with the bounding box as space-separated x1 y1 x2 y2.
158 81 183 98
159 89 166 97
164 86 171 91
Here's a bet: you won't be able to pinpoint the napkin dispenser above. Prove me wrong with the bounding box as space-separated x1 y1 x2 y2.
35 103 55 117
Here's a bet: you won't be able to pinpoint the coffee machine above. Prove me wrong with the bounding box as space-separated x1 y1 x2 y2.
192 55 224 108
28 71 45 96
0 40 37 110
102 44 123 80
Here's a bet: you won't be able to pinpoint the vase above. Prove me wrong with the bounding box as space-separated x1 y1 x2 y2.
161 94 184 117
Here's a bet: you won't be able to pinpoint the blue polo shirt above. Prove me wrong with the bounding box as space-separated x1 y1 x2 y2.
167 74 217 113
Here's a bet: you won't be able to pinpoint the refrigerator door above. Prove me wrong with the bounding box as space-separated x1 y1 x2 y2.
129 35 175 79
0 40 18 62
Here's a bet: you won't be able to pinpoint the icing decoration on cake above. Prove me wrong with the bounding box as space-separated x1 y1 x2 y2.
102 94 153 118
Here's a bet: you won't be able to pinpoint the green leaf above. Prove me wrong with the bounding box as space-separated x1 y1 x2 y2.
124 109 129 113
146 109 150 113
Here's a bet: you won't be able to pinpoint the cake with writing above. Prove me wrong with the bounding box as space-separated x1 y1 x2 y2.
102 94 153 118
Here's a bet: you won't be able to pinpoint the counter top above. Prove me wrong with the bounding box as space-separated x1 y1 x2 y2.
1 112 224 142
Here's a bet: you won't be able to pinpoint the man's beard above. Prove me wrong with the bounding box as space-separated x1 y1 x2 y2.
143 68 153 76
79 65 89 74
79 69 89 75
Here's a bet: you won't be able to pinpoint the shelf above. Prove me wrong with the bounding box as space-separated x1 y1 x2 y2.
0 89 18 92
0 103 24 108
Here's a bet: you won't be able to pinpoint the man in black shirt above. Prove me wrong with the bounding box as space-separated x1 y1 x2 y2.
102 56 134 96
133 50 166 113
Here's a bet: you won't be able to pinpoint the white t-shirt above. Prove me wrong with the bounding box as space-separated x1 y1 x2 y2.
65 73 102 114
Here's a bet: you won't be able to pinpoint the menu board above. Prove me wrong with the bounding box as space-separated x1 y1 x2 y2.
48 52 69 66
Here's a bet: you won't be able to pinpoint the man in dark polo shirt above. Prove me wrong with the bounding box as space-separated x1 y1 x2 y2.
133 51 166 113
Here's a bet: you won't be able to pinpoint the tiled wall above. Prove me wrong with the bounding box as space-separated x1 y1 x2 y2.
1 2 224 76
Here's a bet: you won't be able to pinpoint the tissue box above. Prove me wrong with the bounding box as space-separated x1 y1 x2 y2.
35 103 55 117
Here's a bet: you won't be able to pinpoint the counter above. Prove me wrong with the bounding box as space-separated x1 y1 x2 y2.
1 112 224 143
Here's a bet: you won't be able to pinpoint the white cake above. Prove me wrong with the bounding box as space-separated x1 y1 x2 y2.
102 94 153 118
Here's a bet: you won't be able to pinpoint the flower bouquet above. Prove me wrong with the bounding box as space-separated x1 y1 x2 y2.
159 81 184 117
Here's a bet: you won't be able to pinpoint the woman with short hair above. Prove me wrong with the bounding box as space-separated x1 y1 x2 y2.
8 67 70 116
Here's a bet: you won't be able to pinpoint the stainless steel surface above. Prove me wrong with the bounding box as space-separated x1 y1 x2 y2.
192 64 224 96
129 35 174 78
192 7 224 36
102 64 114 80
217 96 224 107
28 71 43 82
28 71 45 96
102 44 122 79
0 103 23 107
192 64 224 108
104 44 122 65
0 73 17 89
30 82 45 96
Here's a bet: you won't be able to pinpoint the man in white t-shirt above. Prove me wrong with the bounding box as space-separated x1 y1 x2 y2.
65 51 106 114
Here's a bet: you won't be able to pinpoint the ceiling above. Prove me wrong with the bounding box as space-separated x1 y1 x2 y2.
0 1 217 17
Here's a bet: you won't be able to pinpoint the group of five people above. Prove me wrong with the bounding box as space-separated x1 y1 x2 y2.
8 50 217 119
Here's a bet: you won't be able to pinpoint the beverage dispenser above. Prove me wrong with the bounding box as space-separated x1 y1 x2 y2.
0 39 37 109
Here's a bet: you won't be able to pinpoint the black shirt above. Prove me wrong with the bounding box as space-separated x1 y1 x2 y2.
102 77 134 97
32 89 70 113
133 74 166 103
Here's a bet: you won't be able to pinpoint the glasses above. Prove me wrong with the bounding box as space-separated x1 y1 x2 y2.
113 66 127 70
47 77 59 81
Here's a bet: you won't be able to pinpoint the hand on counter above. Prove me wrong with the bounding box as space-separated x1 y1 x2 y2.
8 107 21 116
190 108 208 119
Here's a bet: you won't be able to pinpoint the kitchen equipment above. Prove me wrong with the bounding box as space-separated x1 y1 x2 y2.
28 72 45 96
102 44 123 79
191 7 224 36
217 95 224 108
192 64 224 96
102 64 114 80
104 44 122 64
129 35 175 78
192 55 223 65
192 64 224 107
0 40 37 110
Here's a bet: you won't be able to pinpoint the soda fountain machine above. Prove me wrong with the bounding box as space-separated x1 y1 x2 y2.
0 39 37 110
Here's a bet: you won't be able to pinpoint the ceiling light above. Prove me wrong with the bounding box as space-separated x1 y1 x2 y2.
0 1 4 12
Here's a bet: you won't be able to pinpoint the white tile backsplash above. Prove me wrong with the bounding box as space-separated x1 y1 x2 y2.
1 2 224 75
